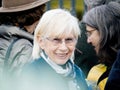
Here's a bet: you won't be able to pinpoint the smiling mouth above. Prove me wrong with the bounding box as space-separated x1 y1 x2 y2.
56 53 68 58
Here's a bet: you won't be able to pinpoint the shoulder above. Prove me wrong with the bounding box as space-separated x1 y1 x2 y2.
10 38 33 62
74 64 83 73
24 57 47 70
111 50 120 68
90 64 107 72
74 64 86 79
105 50 120 90
87 64 107 81
14 38 32 48
74 64 89 90
109 49 120 71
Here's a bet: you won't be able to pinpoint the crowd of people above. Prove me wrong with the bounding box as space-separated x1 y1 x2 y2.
0 0 120 90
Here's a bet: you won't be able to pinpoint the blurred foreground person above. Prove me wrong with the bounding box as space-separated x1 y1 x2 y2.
0 0 49 90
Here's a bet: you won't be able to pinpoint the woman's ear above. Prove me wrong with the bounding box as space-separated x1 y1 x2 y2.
37 36 45 49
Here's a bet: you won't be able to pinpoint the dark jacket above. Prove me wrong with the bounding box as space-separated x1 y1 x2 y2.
20 57 89 90
0 25 33 77
105 50 120 90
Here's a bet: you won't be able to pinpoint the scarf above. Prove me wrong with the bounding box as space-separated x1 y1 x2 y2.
41 51 80 90
41 51 76 78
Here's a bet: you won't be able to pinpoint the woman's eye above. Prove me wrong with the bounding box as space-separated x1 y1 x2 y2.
53 38 61 42
66 38 73 42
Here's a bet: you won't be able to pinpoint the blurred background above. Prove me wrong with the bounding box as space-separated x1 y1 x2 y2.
46 0 84 20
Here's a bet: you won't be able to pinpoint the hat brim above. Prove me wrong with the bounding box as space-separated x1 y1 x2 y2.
0 0 49 13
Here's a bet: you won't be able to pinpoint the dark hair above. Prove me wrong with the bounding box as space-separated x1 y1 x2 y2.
83 2 120 64
0 4 45 27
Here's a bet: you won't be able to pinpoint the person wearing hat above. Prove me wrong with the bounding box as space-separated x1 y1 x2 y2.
0 0 50 85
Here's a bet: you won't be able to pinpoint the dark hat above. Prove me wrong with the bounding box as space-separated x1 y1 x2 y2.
0 0 50 13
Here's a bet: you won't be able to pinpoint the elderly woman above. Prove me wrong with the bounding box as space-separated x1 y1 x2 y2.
20 9 89 90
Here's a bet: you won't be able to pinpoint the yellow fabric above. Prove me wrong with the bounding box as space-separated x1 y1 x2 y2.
99 78 108 90
87 64 108 90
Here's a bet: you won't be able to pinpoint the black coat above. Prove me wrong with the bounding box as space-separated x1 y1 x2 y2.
105 50 120 90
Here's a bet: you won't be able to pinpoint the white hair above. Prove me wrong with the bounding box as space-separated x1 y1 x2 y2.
32 9 81 59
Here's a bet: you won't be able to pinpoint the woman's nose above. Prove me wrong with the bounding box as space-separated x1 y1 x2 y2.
59 42 68 51
87 37 92 44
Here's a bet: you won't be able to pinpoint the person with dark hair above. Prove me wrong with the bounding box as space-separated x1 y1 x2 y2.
74 0 107 77
75 0 120 78
0 0 49 89
74 21 98 77
82 1 120 90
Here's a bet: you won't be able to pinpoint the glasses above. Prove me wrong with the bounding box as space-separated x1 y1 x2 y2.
45 37 77 46
85 29 96 37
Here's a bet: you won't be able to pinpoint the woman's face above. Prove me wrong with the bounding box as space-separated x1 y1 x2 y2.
38 33 77 65
86 25 100 53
